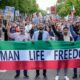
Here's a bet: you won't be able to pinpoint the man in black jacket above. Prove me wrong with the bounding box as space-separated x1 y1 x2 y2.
51 24 64 41
51 24 73 80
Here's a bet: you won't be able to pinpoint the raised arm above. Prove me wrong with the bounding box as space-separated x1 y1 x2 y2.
6 21 15 39
70 25 78 40
51 25 61 37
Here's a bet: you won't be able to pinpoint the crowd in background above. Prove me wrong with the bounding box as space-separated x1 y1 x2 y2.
0 12 80 80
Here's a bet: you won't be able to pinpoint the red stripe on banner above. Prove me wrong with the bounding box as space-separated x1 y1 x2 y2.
0 59 80 70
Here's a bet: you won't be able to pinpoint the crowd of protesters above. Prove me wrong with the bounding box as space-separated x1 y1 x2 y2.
0 12 80 80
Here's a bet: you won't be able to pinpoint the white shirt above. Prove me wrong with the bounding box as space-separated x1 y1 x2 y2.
9 32 31 41
63 35 70 41
25 24 32 33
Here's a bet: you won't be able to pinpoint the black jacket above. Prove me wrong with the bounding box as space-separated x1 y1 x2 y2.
51 25 64 41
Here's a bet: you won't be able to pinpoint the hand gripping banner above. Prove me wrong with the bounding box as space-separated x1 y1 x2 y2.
0 41 80 70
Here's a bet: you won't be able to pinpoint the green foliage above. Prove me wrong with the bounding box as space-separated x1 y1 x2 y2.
0 0 39 14
57 0 80 16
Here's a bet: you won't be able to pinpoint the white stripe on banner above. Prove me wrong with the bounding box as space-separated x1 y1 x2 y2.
0 49 80 61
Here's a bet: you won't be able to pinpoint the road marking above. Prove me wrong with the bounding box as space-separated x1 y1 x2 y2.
0 70 7 72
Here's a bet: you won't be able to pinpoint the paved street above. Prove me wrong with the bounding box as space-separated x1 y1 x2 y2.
0 69 80 80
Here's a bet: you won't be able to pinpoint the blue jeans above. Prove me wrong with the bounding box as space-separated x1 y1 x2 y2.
16 70 27 76
56 69 68 76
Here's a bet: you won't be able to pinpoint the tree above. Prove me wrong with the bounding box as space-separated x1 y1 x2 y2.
57 0 80 16
0 0 39 14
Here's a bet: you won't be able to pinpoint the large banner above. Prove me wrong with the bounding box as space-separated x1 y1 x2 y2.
0 41 80 70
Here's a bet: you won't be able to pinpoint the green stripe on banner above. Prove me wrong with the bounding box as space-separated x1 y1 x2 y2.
0 40 80 50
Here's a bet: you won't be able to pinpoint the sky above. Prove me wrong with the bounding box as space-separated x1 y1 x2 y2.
36 0 57 11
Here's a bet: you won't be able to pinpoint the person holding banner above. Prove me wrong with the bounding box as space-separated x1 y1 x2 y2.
52 24 73 80
70 22 80 79
7 22 31 78
32 22 50 78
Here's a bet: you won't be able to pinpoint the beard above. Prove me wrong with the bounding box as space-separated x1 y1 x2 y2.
64 33 68 36
39 28 43 30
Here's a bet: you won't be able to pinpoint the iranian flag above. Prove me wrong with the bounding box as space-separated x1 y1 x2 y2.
0 41 80 70
70 5 76 21
72 5 76 14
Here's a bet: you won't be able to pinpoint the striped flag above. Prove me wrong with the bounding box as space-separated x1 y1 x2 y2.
72 5 76 13
0 41 80 70
70 5 76 21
